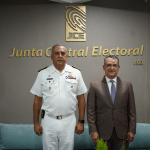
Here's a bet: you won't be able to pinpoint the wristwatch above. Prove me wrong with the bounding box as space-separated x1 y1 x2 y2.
78 120 85 123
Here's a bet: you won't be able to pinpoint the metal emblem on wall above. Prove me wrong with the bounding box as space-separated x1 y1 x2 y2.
65 6 86 42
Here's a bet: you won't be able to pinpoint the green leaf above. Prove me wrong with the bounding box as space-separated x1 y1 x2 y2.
120 141 125 150
95 138 108 150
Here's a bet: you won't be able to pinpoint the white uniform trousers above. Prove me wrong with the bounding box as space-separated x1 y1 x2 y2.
41 112 76 150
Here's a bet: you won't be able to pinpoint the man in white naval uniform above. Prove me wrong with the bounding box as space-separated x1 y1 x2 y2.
30 44 87 150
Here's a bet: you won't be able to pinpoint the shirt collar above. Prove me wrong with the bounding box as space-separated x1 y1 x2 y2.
49 64 70 74
105 76 117 83
63 64 71 72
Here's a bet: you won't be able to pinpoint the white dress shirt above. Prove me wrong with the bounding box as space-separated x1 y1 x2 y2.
105 76 117 95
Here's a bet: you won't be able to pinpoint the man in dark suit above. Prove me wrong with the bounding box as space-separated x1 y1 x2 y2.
87 55 136 150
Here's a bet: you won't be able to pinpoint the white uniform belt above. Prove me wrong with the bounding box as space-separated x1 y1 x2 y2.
48 113 73 120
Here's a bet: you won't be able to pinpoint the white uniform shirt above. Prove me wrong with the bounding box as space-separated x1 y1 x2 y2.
105 76 117 95
30 64 87 116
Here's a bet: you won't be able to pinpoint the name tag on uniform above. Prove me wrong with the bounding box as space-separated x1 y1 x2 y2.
47 78 53 80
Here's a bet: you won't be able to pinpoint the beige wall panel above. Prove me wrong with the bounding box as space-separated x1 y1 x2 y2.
145 11 150 123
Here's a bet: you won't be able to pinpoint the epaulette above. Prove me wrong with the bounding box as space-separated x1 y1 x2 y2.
70 65 81 71
38 66 49 72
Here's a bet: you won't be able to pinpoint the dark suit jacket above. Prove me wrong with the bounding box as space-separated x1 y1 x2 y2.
87 76 136 140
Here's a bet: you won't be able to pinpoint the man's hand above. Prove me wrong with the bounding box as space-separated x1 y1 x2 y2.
75 122 84 135
127 132 134 143
34 123 43 136
91 132 99 145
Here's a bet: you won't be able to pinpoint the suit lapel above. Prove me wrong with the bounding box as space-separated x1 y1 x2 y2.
114 77 122 106
101 76 113 106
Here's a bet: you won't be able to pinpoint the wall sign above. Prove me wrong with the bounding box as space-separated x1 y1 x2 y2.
65 6 86 42
9 45 144 57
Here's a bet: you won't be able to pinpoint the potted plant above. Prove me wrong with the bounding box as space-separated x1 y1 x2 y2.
120 142 125 150
95 139 125 150
95 138 108 150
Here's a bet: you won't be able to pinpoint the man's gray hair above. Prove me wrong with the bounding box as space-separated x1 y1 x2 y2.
104 55 119 66
51 44 67 55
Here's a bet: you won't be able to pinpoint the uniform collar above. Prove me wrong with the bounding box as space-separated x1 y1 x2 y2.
61 64 71 74
49 64 71 74
105 76 117 83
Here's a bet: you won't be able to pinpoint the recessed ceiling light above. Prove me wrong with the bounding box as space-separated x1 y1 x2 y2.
50 0 91 3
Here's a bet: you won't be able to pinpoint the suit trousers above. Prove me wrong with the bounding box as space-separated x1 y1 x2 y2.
106 128 129 150
41 112 76 150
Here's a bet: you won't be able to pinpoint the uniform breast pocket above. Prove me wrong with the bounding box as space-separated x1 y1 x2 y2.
43 80 58 95
66 79 78 93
